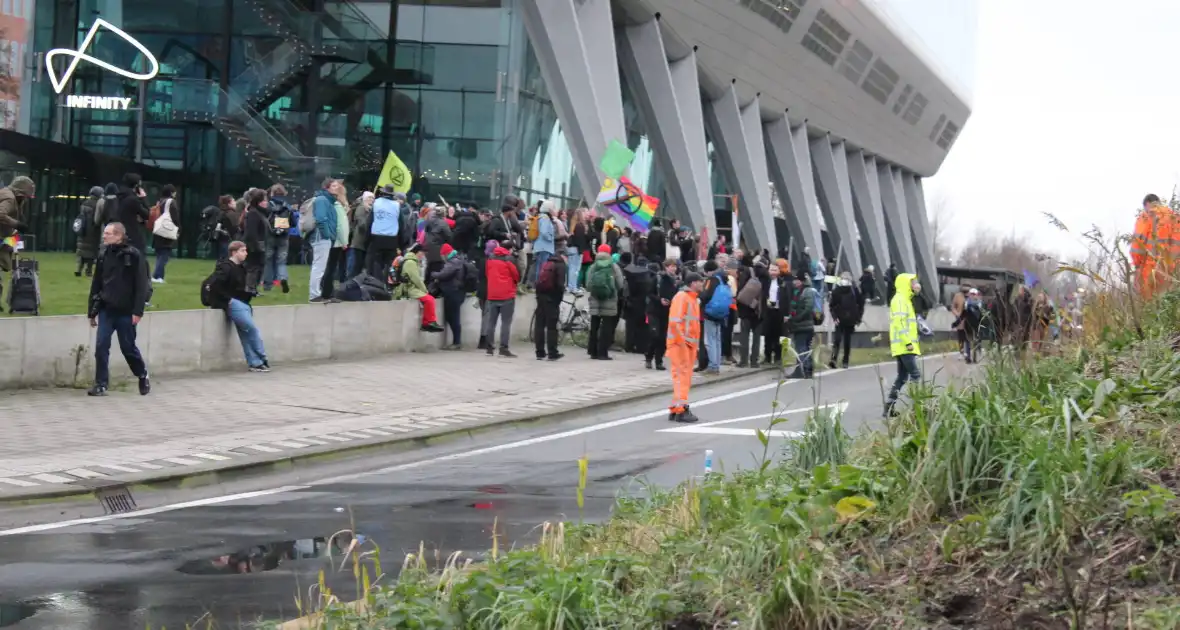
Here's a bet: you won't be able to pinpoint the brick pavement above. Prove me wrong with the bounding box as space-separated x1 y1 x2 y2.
0 350 732 494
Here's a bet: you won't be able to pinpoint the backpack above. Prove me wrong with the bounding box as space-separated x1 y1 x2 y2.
587 263 617 301
527 214 540 241
298 198 317 235
389 258 405 289
462 259 478 293
200 272 215 307
152 201 179 240
270 202 291 237
146 201 162 233
736 275 762 309
288 209 301 237
705 274 733 320
72 211 86 236
536 258 560 293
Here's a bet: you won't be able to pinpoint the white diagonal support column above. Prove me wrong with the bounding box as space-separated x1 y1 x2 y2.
810 135 862 274
704 86 775 251
877 162 915 273
847 151 890 274
902 172 939 296
519 0 624 203
617 20 714 235
764 116 822 260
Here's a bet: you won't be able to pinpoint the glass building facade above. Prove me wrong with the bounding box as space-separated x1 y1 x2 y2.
0 0 588 255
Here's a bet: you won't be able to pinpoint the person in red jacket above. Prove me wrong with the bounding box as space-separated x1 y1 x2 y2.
483 242 521 357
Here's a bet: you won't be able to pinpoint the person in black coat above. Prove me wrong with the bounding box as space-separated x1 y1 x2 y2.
622 254 654 353
241 188 270 292
150 184 180 283
205 241 269 371
87 222 149 397
645 220 666 263
646 258 679 370
827 271 864 370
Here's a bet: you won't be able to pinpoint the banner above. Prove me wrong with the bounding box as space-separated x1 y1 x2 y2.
376 151 412 193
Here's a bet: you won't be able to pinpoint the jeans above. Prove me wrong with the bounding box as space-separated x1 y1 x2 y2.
484 298 515 349
532 250 552 286
565 247 581 291
704 319 722 370
152 247 171 280
94 310 146 387
534 293 561 358
217 241 229 261
347 247 367 279
262 236 289 287
308 238 332 300
791 331 814 378
442 288 465 345
227 298 267 368
887 354 922 412
832 323 855 367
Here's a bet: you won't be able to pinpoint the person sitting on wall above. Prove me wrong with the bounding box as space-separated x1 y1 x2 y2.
393 243 445 333
202 240 270 372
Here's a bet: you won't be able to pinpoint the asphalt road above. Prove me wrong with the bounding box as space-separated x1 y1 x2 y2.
0 354 968 629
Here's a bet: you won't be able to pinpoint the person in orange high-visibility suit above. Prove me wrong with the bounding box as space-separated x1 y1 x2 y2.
667 272 705 423
1132 194 1180 299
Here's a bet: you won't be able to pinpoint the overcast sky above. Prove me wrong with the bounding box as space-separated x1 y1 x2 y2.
920 0 1180 261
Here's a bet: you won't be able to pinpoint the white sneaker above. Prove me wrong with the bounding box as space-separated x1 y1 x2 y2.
151 278 165 284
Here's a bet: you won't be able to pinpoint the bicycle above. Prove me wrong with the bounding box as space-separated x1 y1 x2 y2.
528 293 592 349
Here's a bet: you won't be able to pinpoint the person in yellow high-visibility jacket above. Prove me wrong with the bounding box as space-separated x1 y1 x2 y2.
667 272 705 423
885 273 923 417
1131 194 1180 299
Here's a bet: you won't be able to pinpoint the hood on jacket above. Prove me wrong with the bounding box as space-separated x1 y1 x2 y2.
595 251 612 263
492 246 511 257
89 186 104 198
895 273 917 302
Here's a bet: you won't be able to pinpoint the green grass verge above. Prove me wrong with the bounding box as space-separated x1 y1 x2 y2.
3 252 312 316
268 287 1180 629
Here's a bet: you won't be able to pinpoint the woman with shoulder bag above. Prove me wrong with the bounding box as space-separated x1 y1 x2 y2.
151 184 180 283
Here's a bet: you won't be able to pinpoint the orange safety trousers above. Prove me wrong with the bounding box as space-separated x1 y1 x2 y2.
668 343 696 413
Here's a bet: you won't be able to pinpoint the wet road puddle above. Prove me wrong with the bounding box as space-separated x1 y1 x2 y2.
0 601 42 627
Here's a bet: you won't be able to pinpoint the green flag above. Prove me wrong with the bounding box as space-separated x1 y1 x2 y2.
598 139 635 180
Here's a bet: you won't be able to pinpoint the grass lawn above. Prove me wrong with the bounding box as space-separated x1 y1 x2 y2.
2 252 314 317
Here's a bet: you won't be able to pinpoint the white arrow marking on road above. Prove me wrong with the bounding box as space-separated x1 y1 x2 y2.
657 401 849 435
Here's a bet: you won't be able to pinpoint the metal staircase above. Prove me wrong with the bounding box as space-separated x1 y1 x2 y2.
171 78 332 198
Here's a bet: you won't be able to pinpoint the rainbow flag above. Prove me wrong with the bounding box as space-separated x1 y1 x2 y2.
596 177 658 233
2 234 21 251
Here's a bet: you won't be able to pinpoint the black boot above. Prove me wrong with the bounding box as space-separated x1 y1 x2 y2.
655 360 666 371
676 406 699 423
477 336 489 350
645 358 653 369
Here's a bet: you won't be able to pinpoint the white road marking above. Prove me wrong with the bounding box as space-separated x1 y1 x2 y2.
97 464 143 473
240 445 282 453
0 355 948 537
28 474 76 484
661 427 806 438
63 468 107 479
163 457 203 466
132 462 164 470
272 441 311 449
657 401 850 433
317 435 354 442
0 478 39 487
191 453 232 462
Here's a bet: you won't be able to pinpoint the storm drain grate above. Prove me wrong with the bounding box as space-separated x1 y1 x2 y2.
95 486 138 515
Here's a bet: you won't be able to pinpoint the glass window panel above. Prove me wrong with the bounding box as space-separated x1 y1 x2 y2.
419 90 463 138
419 138 460 185
459 139 498 187
462 91 496 140
422 44 498 91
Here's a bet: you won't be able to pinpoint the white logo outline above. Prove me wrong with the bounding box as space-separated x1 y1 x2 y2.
45 18 160 95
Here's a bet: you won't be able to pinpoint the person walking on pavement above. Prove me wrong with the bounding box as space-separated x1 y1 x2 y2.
827 271 864 370
203 241 270 372
586 244 625 360
75 186 104 277
484 241 521 357
885 273 926 417
646 258 679 370
87 222 150 397
433 243 471 350
667 272 704 423
785 269 818 379
532 246 567 361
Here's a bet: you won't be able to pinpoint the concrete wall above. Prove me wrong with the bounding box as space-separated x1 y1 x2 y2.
0 298 951 390
0 296 535 390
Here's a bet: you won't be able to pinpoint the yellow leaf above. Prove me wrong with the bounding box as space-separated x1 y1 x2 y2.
835 496 876 523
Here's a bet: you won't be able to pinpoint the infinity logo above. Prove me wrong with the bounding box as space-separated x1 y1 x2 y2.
45 19 160 95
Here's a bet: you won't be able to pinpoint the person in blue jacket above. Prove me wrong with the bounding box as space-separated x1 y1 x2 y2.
308 177 341 303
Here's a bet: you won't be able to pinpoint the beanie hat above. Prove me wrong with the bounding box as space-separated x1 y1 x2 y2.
683 272 703 286
597 244 612 254
441 244 455 259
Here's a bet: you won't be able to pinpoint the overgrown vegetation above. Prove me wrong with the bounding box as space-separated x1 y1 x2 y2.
273 229 1180 629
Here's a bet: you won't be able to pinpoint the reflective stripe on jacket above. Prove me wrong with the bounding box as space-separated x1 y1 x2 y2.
667 288 701 347
889 272 921 357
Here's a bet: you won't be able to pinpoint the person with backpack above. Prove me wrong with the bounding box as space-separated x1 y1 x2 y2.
94 183 118 227
483 241 521 357
202 240 270 372
150 184 180 284
696 260 731 375
305 178 343 303
827 271 864 370
86 222 150 397
532 247 567 361
392 243 445 333
530 201 557 287
262 184 292 294
75 186 104 277
785 269 818 379
734 260 766 368
586 244 626 361
433 243 475 350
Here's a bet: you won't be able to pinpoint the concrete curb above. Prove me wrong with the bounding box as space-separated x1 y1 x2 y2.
0 366 776 506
